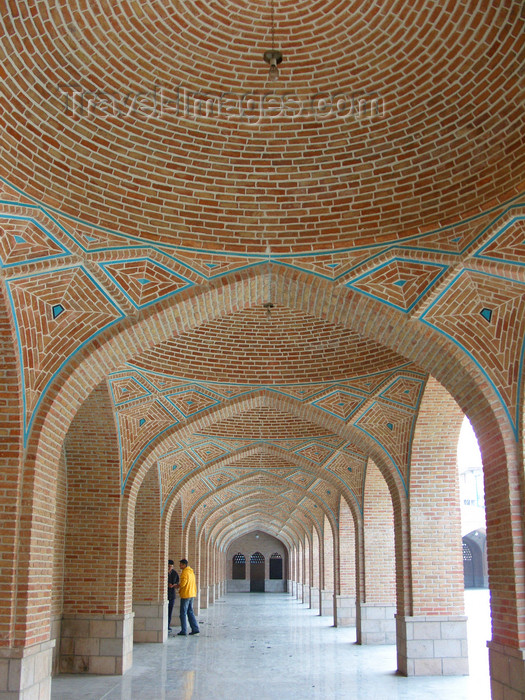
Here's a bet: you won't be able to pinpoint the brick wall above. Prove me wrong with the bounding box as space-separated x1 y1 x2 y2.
409 377 464 616
63 382 123 615
339 498 356 596
363 460 396 605
133 469 163 603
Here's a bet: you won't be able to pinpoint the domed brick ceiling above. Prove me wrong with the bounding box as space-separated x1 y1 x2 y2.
128 305 409 383
1 1 523 254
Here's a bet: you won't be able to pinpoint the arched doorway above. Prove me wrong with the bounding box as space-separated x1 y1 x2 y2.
463 530 487 588
250 552 265 592
269 552 283 580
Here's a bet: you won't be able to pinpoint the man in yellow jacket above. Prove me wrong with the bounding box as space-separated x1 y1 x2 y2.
176 559 200 636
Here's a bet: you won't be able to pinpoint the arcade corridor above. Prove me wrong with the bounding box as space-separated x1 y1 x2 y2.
1 3 524 698
51 590 491 700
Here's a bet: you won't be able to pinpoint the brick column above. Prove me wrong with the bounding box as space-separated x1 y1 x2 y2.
337 498 356 627
321 516 335 619
397 378 468 675
310 527 321 610
60 384 135 675
357 460 396 644
133 469 166 643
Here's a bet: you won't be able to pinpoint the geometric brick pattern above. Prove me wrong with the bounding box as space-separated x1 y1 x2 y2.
0 216 69 267
117 399 179 485
325 452 367 510
474 213 525 266
295 442 335 464
379 377 425 409
165 388 220 418
6 266 123 436
312 389 366 421
158 450 201 504
100 258 193 309
355 403 417 487
109 376 152 406
2 4 525 691
347 258 448 312
1 190 523 452
422 270 525 437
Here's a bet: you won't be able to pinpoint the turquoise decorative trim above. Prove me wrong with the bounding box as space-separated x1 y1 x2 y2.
421 268 525 440
345 257 449 313
5 265 125 446
473 212 525 267
108 375 153 406
1 176 523 279
99 257 194 309
0 213 71 268
354 403 411 495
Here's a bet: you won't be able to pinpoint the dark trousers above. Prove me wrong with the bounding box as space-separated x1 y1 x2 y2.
179 597 199 634
168 596 175 628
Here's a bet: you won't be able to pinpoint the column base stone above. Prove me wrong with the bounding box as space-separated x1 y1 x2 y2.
133 601 167 643
396 614 468 676
357 603 396 644
488 641 525 699
320 589 334 618
0 640 55 700
335 595 356 627
60 612 134 675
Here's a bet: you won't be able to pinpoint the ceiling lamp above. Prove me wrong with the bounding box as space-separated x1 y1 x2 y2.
263 0 282 81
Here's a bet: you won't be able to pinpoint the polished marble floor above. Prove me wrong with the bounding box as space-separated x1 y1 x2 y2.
51 589 491 700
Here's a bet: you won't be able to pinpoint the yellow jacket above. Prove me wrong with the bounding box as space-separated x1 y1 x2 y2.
179 566 197 599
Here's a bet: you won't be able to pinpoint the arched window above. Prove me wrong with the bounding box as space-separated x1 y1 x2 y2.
269 552 283 579
232 553 246 580
250 551 265 564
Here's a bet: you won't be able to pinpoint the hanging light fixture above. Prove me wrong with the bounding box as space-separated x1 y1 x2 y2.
263 247 274 318
263 0 282 82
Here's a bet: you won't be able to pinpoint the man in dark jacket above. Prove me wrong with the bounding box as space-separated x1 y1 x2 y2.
167 559 179 633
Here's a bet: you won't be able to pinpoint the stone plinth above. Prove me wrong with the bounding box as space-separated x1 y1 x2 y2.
336 595 356 627
133 601 167 643
396 614 468 675
357 604 396 644
309 587 320 610
0 640 54 700
488 641 525 698
60 612 134 675
320 589 334 617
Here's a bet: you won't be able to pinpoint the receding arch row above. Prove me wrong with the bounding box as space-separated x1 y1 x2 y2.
158 441 364 525
29 264 507 483
179 469 342 532
8 262 520 684
193 487 336 540
130 392 408 530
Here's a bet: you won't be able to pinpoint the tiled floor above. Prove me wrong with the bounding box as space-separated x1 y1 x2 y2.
51 589 491 699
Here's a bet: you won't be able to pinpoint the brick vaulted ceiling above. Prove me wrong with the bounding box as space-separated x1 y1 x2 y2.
1 1 524 542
